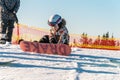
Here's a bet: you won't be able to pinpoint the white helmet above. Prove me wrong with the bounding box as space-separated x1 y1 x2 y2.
48 14 62 26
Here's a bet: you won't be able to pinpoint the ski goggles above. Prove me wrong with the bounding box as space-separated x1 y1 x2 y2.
48 22 57 27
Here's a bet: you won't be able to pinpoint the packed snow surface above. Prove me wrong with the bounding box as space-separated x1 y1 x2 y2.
0 45 120 80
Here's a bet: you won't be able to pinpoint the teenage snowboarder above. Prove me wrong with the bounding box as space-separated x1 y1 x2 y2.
39 14 69 45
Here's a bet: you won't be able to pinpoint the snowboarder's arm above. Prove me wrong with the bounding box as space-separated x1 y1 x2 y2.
58 31 67 44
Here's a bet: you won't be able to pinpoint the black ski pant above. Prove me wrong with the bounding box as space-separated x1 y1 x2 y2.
39 35 57 43
1 19 14 42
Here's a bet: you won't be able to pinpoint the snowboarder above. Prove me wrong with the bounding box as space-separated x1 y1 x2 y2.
0 0 20 44
39 14 69 45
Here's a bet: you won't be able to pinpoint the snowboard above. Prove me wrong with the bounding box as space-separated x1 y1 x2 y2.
20 41 71 56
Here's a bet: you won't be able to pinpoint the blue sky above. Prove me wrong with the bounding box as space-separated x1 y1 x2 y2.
18 0 120 37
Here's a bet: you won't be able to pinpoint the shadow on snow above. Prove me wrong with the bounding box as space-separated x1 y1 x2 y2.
0 51 118 75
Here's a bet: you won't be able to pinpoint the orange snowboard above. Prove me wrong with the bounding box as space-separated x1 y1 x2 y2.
20 41 71 56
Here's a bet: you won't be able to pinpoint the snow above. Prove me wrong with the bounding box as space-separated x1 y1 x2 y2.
0 45 120 80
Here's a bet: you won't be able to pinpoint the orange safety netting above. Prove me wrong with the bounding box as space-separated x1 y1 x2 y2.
12 24 49 44
12 24 120 50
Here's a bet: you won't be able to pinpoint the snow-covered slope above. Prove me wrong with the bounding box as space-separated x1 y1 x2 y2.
0 45 120 80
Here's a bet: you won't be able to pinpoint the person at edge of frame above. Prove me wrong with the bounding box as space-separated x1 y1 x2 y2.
0 0 20 45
